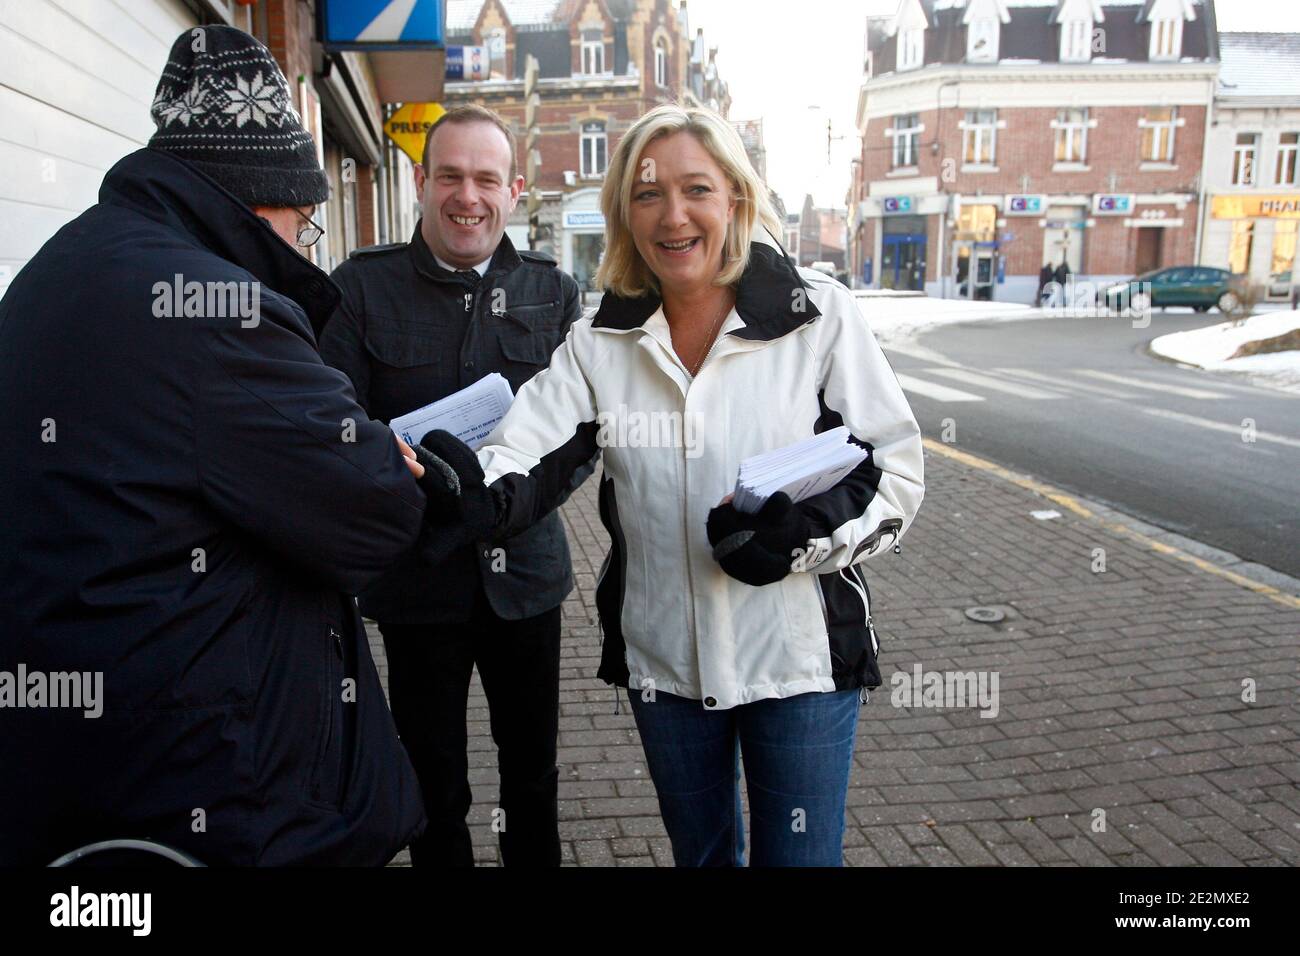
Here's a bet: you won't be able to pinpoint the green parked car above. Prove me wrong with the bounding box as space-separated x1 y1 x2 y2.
1101 266 1247 314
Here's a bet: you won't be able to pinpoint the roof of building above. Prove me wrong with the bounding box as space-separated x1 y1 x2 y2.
445 0 563 32
868 0 1214 72
1218 32 1300 99
447 0 652 31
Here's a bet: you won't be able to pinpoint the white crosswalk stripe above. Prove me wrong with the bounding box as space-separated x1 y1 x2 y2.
1076 369 1228 400
897 364 1248 404
894 372 985 403
921 366 1065 399
1143 408 1300 449
994 367 1138 400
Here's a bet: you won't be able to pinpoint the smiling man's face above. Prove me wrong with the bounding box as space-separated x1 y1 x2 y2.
415 120 523 269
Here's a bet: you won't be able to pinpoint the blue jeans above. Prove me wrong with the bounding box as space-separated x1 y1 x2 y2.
627 687 861 866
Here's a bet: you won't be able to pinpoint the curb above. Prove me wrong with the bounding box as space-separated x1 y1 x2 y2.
923 437 1300 610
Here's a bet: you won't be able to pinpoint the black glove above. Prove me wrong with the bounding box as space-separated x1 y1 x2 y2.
412 429 498 545
705 492 811 587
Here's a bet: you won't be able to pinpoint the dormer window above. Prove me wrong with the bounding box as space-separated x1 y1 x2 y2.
1150 17 1183 60
654 38 668 87
1061 18 1091 62
1145 0 1192 62
967 18 999 63
581 29 605 75
898 27 924 71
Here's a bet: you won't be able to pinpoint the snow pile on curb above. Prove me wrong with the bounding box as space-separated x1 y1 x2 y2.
853 292 1047 344
1149 311 1300 391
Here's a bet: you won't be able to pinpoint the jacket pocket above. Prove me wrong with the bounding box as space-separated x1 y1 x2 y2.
363 324 445 369
497 329 549 366
305 625 346 809
496 301 563 368
817 566 882 689
501 300 561 330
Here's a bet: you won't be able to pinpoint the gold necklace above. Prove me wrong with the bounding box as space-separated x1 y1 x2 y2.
685 294 733 377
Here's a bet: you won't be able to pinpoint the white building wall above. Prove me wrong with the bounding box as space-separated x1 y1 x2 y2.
0 0 198 300
1200 102 1300 292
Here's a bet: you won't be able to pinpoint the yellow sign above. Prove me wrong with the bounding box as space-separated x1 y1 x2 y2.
1211 194 1300 219
383 102 445 165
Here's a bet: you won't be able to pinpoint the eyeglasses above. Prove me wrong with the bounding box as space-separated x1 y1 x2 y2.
294 208 325 248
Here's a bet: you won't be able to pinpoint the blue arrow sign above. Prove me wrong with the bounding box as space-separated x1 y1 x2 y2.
321 0 443 49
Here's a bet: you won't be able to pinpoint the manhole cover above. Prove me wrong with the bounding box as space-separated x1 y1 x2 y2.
964 606 1005 623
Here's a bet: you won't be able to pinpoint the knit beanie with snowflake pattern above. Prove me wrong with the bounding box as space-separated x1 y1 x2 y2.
147 25 329 207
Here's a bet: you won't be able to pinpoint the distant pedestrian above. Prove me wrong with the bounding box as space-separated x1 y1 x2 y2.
1053 260 1070 308
1037 262 1053 304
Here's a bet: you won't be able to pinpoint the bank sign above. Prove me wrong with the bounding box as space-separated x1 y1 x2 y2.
320 0 444 49
881 196 913 215
1093 194 1135 215
1004 194 1044 215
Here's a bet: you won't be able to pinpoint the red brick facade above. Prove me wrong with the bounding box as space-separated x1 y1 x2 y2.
448 0 698 193
854 99 1208 295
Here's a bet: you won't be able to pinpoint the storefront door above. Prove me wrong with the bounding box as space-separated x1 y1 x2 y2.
882 216 927 291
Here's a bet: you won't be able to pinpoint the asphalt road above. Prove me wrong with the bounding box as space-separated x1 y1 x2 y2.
882 310 1300 578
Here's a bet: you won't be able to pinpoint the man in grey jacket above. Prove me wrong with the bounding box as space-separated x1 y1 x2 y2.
319 105 584 867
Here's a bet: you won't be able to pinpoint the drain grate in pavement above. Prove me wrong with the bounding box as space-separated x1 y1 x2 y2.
964 606 1007 623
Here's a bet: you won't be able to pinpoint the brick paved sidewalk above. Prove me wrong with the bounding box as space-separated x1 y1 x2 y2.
371 447 1300 867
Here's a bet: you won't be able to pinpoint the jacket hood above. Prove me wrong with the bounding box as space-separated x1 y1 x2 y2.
98 147 341 335
591 225 821 340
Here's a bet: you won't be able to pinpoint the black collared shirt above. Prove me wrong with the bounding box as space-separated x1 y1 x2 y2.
320 222 584 623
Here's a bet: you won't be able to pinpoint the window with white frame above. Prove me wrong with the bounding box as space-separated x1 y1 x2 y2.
581 29 605 75
898 27 924 70
963 110 997 164
892 113 921 168
1054 108 1088 163
580 120 607 178
1232 132 1259 185
654 38 668 87
1140 107 1177 162
1149 18 1182 60
967 18 999 62
1060 18 1091 62
1276 132 1299 186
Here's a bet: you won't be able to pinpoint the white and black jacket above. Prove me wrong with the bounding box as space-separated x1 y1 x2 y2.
475 231 924 710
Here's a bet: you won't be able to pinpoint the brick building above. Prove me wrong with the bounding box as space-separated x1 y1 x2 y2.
441 0 728 287
796 195 848 273
850 0 1219 303
1199 32 1300 299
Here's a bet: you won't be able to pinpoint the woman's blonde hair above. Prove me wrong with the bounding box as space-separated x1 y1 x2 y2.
594 102 783 298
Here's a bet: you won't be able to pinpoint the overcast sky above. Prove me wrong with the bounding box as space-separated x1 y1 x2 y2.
682 0 1300 213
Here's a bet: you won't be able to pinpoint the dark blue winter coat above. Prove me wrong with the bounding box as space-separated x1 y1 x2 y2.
0 148 428 865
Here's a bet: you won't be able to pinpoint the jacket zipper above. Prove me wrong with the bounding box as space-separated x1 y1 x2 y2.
310 626 343 803
681 333 722 702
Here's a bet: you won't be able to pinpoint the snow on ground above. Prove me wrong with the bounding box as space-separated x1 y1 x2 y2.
853 291 1046 345
1150 310 1300 393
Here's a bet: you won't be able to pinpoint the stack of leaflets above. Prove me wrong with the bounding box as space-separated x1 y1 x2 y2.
731 426 868 514
388 372 515 451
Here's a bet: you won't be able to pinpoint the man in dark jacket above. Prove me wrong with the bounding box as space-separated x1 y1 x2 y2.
319 106 585 867
0 26 431 865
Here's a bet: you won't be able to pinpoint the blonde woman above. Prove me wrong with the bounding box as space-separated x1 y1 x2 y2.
411 103 924 866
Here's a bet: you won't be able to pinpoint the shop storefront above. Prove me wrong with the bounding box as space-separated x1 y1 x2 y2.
561 188 605 292
951 202 999 300
1205 195 1300 299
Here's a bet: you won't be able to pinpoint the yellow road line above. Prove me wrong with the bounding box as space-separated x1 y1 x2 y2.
923 438 1300 610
